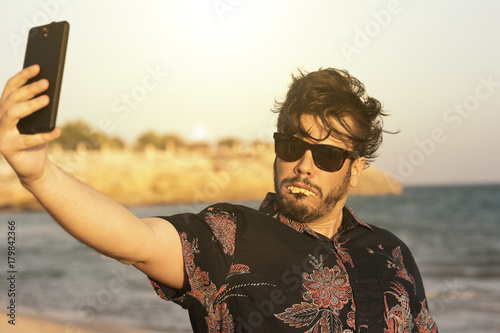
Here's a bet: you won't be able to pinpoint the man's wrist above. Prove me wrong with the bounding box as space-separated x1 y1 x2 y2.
20 159 58 193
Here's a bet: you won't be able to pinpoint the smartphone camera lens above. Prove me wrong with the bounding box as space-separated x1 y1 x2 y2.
42 27 48 39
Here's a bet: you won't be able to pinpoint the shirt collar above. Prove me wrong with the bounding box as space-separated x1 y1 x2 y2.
259 192 372 238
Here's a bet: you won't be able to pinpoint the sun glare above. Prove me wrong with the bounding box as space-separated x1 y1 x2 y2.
194 126 207 140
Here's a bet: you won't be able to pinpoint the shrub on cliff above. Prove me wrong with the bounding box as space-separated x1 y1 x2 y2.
55 119 125 150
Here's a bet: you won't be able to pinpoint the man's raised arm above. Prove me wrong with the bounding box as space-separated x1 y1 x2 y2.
0 65 186 290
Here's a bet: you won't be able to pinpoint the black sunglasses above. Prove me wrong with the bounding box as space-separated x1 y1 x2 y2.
273 132 360 172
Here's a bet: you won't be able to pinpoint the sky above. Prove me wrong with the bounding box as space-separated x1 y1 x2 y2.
1 0 499 185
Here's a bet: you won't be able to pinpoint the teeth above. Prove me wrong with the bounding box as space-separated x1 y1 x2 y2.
287 186 316 196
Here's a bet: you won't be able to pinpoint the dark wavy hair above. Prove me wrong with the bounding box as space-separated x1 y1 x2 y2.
273 68 391 166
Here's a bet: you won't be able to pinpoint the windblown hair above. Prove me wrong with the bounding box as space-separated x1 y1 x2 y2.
273 68 391 166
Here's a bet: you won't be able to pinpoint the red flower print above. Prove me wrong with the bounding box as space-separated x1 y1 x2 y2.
206 302 234 333
391 247 416 292
275 255 354 332
383 282 413 333
176 232 274 333
415 301 438 333
227 264 250 278
205 211 237 255
333 237 354 268
346 303 356 330
183 241 195 270
302 266 352 314
366 245 417 295
275 302 319 328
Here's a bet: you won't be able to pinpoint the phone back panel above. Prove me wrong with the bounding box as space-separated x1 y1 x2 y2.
17 21 69 134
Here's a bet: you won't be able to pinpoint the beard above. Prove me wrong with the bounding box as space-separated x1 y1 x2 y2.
273 162 351 223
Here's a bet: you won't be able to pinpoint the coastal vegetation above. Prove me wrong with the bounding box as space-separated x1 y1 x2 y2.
0 120 402 210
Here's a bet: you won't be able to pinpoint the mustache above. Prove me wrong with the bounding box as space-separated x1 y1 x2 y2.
280 175 323 197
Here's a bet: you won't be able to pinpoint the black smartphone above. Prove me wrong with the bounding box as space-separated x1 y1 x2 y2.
17 21 70 134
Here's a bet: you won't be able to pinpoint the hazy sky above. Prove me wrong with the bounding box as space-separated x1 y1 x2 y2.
1 0 499 185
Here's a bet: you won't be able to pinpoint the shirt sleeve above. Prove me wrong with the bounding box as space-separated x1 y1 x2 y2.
398 240 439 332
375 229 438 332
149 204 238 306
362 224 438 332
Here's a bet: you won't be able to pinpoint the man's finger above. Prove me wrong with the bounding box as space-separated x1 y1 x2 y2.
0 78 49 116
0 95 50 130
1 65 41 101
15 128 61 151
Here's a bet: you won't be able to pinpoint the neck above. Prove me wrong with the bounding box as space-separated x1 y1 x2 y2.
306 204 345 239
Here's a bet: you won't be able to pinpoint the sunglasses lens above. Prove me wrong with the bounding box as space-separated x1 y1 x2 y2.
313 146 345 172
275 135 305 162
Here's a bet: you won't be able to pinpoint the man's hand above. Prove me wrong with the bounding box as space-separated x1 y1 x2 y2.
0 66 187 291
0 65 61 186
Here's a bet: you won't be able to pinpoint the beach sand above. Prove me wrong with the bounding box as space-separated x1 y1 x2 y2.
0 311 164 333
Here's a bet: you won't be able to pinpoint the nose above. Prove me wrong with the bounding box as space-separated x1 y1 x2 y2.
294 149 315 176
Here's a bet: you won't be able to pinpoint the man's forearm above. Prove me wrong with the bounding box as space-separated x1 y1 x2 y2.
23 161 152 262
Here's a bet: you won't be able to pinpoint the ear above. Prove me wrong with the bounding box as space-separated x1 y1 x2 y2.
349 157 366 188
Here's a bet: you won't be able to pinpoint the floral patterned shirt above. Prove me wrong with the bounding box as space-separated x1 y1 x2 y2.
150 193 438 332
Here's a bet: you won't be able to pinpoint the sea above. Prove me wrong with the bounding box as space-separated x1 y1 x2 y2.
1 184 499 332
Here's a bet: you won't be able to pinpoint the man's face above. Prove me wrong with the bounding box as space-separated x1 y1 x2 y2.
273 115 365 223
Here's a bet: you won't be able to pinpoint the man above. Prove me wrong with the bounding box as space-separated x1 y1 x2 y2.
0 66 437 332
